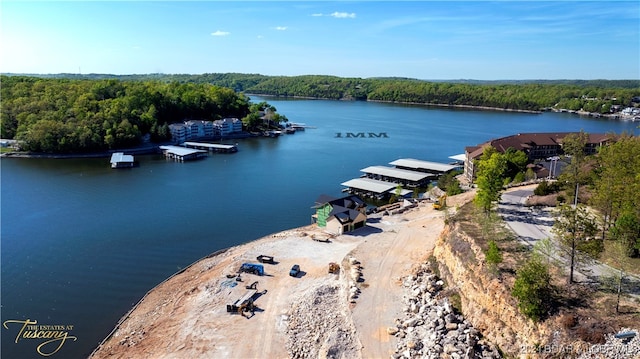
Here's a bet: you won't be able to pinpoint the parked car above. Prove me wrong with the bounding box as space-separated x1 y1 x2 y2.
289 264 300 277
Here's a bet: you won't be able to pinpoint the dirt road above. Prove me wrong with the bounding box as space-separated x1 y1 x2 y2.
350 209 445 358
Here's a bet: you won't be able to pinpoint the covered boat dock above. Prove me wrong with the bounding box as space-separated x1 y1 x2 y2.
110 152 135 168
360 165 433 188
341 178 411 199
183 142 238 153
389 158 457 175
159 145 207 161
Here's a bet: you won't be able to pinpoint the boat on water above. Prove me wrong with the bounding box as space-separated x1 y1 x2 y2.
263 130 282 137
289 123 306 131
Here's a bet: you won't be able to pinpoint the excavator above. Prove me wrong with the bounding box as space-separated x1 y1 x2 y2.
433 194 447 210
328 262 340 274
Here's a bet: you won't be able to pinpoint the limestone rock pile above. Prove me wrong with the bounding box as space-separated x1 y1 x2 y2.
390 264 501 359
284 282 361 359
348 256 363 302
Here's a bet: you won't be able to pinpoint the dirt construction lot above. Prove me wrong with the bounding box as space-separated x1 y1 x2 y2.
90 192 475 359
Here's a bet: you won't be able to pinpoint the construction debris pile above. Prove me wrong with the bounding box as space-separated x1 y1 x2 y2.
283 281 361 358
347 256 363 302
389 263 501 359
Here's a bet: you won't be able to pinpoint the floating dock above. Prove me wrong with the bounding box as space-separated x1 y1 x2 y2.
110 152 135 168
183 142 238 153
159 145 207 161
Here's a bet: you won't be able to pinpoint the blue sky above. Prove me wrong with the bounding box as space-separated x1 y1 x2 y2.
1 1 638 80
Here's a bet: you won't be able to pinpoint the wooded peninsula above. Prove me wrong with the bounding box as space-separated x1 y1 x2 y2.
2 74 639 154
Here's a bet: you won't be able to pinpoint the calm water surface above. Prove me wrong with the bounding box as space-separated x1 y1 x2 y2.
2 97 637 358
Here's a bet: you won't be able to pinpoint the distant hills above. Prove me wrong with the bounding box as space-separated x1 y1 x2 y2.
3 72 639 89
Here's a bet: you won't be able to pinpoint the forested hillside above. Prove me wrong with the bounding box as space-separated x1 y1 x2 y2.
1 76 253 153
2 73 639 153
10 73 639 113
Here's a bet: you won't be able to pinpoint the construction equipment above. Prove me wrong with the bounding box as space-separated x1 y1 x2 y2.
256 255 275 264
433 194 447 210
245 281 258 290
226 288 257 317
239 263 265 276
289 264 300 277
328 262 340 274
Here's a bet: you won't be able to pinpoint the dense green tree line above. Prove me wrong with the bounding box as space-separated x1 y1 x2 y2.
0 76 255 153
7 73 639 113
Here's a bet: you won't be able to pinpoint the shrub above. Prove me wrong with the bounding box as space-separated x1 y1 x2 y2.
485 240 503 265
534 180 550 196
576 320 607 344
513 172 525 183
512 258 553 322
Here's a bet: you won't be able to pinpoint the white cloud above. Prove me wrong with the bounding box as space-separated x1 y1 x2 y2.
211 30 230 36
331 12 356 19
311 13 323 17
275 26 288 31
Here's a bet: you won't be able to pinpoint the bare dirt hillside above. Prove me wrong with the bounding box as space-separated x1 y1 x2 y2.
90 192 475 359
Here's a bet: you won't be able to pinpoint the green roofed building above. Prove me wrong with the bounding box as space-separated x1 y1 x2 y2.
312 194 367 235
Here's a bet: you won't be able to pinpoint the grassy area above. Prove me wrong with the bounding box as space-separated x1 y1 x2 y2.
598 240 640 277
0 147 16 153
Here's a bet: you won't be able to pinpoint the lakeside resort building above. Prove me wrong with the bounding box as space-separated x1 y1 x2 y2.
168 118 244 143
463 132 615 182
312 195 368 235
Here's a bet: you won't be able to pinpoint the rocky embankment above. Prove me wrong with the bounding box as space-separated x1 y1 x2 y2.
389 263 501 359
434 224 551 356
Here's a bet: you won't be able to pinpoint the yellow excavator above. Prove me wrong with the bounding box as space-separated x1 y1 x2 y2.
328 262 340 274
433 194 447 210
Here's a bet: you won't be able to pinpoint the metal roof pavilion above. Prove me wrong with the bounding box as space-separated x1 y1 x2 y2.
389 158 457 173
341 178 399 194
360 166 430 181
448 154 466 162
183 142 236 150
159 145 206 156
110 152 134 164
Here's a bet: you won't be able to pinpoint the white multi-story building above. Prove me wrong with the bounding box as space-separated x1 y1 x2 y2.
170 120 215 143
214 118 243 136
185 120 205 139
168 123 188 143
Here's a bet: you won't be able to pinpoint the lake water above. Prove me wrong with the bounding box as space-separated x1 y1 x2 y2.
2 96 637 358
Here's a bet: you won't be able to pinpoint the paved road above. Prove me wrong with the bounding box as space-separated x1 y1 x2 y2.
498 187 640 298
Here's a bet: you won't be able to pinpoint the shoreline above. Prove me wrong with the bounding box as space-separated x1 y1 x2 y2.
88 223 317 357
87 199 456 358
246 93 542 114
0 133 255 159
